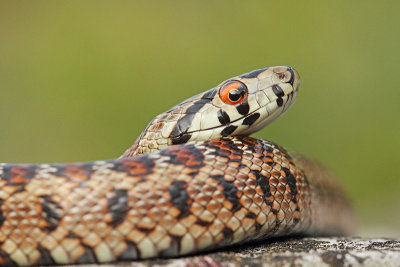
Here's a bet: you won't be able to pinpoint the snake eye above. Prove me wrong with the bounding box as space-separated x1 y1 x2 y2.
219 80 248 105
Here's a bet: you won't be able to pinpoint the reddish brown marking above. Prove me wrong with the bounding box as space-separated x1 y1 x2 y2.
38 219 52 229
186 159 203 167
8 166 32 184
277 184 286 192
279 176 287 184
164 145 205 168
265 158 274 164
120 160 152 175
274 193 284 202
63 165 91 180
206 202 222 211
244 188 256 196
196 195 212 203
246 180 258 187
223 201 233 210
228 154 242 161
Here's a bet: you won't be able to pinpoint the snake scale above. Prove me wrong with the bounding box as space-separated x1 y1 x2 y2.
0 66 356 266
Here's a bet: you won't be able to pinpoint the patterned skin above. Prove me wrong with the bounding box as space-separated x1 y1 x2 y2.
0 67 355 266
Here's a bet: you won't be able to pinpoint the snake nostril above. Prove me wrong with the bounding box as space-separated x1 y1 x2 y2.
277 72 286 80
274 66 296 86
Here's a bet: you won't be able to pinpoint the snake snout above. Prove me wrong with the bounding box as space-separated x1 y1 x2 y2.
290 67 301 92
273 66 301 92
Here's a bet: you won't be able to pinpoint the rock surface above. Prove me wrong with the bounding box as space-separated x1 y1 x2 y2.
64 237 400 267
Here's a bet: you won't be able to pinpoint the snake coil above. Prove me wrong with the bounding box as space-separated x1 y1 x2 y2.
0 66 355 266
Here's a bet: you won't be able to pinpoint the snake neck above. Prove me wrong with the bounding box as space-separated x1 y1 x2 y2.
120 134 142 158
120 130 154 158
120 115 175 158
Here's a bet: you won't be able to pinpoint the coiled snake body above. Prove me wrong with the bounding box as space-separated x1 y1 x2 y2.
0 67 356 266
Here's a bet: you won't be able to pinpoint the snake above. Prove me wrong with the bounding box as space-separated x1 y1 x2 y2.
0 66 356 266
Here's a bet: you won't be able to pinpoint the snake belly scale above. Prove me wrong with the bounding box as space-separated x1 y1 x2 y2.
0 66 356 266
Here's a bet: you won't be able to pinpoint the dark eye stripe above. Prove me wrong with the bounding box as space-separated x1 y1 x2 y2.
202 88 217 99
170 98 212 138
217 109 231 124
171 133 192 145
236 100 250 115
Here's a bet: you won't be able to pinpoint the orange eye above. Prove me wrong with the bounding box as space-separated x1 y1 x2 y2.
219 80 248 105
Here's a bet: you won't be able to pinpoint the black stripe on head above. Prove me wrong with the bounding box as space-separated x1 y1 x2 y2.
170 114 194 137
170 98 212 141
171 133 192 145
202 88 217 99
287 67 295 86
243 113 260 126
221 125 237 137
272 85 284 97
184 99 212 114
217 109 231 125
239 68 268 79
236 99 250 115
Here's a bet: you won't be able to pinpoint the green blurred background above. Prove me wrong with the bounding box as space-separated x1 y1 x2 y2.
0 1 399 237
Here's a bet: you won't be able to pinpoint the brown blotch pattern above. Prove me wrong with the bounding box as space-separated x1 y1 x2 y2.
0 137 354 266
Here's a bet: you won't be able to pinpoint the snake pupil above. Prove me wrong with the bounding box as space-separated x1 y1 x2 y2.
229 90 241 102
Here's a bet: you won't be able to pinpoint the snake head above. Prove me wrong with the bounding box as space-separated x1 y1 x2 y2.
123 66 300 156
